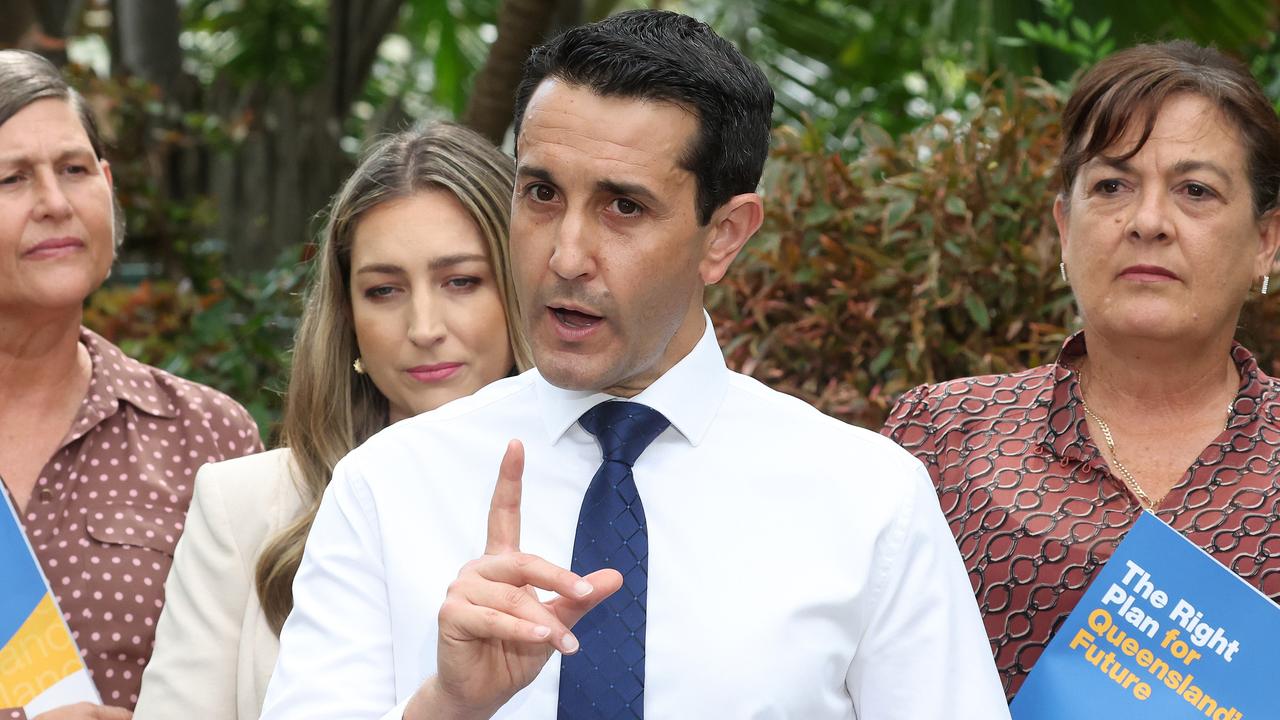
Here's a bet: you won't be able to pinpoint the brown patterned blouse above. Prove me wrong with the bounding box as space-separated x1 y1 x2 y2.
881 332 1280 701
1 328 262 714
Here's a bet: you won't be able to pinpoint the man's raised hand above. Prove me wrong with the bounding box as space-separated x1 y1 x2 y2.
404 440 622 720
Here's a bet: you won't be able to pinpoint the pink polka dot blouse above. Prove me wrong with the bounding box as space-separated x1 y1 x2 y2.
1 328 263 714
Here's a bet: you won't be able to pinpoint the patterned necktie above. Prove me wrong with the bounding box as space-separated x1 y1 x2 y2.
558 400 670 720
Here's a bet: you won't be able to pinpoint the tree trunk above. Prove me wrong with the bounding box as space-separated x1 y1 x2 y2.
212 0 404 272
1 0 77 64
0 0 37 46
462 0 560 144
113 0 182 97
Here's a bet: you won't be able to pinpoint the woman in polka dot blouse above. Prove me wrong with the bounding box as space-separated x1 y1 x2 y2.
0 51 263 718
132 123 531 720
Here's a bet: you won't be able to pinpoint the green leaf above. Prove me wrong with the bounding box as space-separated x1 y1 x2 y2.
884 196 916 231
860 123 893 149
804 203 837 225
433 12 464 115
869 347 894 375
964 293 992 331
1070 18 1092 41
944 196 967 216
1094 17 1112 41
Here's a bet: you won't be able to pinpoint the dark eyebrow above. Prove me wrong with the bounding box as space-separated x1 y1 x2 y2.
428 253 488 271
517 164 664 209
355 254 488 276
516 165 554 183
1093 156 1236 191
1172 159 1235 190
354 263 405 276
598 179 660 206
1095 157 1136 174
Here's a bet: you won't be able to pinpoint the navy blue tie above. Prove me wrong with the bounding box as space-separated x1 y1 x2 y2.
558 401 670 720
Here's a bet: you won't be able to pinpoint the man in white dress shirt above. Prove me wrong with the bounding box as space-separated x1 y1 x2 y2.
261 10 1009 720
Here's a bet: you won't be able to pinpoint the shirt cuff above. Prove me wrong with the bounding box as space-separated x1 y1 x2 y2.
379 697 412 720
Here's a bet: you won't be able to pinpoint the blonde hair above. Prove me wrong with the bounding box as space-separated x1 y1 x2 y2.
256 122 531 633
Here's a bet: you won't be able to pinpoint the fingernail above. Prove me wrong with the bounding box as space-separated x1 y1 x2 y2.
534 625 551 639
563 633 580 654
574 580 593 597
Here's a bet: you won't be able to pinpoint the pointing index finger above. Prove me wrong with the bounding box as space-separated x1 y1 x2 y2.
485 439 524 554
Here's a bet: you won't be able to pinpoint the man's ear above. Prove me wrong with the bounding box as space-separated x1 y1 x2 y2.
699 192 764 284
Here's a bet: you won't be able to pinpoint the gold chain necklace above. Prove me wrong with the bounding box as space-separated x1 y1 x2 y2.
1077 371 1232 511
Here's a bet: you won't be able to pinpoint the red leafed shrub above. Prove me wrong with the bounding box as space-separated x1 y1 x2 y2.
711 76 1280 429
710 78 1075 428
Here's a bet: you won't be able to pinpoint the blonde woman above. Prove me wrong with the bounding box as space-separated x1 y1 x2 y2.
132 122 531 720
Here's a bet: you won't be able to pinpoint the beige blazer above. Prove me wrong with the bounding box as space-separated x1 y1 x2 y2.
133 448 305 720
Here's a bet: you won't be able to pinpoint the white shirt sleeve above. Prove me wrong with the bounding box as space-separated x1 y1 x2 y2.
260 460 400 719
846 463 1011 720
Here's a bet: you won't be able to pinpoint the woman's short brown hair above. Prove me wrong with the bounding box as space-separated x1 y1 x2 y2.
0 49 106 159
1060 40 1280 217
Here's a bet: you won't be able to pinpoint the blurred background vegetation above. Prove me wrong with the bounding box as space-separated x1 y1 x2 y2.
7 0 1280 438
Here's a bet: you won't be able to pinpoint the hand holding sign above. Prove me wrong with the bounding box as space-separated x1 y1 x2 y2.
404 440 623 720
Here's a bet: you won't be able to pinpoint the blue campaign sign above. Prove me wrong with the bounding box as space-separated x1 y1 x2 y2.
0 491 48 646
1011 512 1280 720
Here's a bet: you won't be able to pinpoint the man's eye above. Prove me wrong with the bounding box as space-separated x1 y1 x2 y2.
1095 179 1123 194
613 198 641 216
532 184 556 202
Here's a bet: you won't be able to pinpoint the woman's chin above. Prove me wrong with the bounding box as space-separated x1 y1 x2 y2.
1087 306 1219 346
7 275 102 314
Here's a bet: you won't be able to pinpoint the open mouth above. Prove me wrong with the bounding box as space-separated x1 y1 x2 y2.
552 306 603 328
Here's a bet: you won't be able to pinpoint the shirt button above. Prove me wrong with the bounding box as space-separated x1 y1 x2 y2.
38 488 54 502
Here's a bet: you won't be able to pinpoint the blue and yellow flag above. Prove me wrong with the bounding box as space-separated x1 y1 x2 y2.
0 492 97 713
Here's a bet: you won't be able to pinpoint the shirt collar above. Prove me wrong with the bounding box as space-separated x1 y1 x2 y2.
533 311 729 447
1041 330 1271 460
80 328 180 419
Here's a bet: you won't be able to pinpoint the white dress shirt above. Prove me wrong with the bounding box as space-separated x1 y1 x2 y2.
261 316 1010 720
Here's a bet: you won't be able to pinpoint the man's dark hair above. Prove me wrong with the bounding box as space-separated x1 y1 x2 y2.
513 10 774 226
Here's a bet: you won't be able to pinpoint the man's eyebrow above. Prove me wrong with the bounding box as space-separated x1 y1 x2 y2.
598 179 660 206
516 165 663 206
516 165 554 183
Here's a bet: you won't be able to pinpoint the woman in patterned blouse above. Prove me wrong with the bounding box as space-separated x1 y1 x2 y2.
883 41 1280 701
0 51 261 718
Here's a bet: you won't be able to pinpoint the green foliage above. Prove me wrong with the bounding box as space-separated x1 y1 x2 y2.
359 0 500 125
1003 0 1115 69
183 0 329 89
708 78 1074 427
65 66 227 287
685 0 1279 148
84 250 310 442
